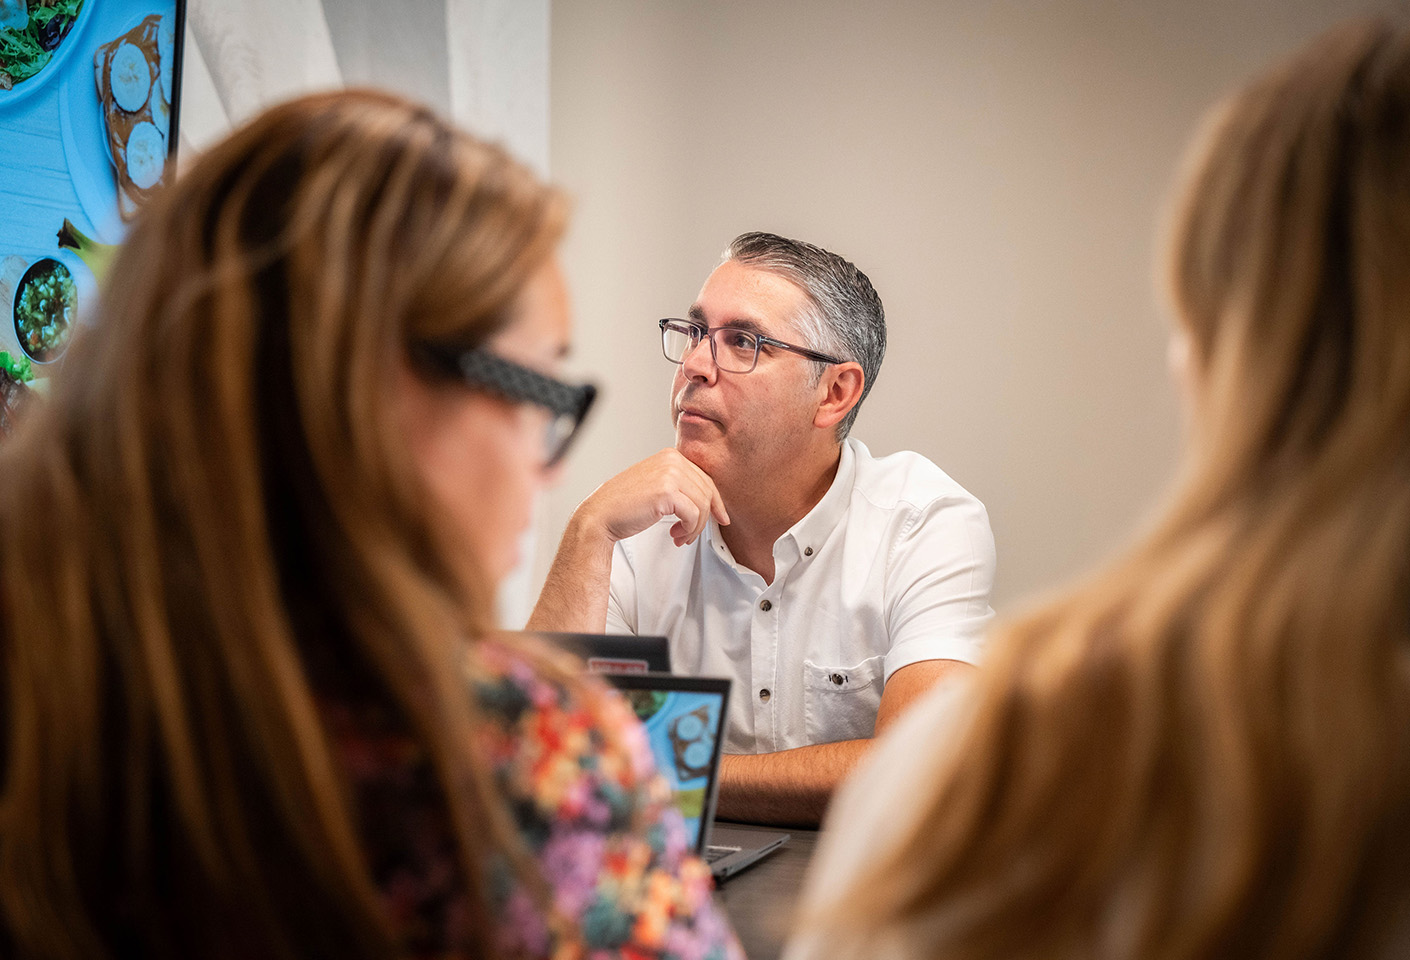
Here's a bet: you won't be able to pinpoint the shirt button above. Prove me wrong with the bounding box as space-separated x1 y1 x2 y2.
831 674 845 685
804 547 814 557
759 688 772 702
759 599 772 612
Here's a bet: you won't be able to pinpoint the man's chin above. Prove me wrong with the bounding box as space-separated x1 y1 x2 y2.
674 436 722 473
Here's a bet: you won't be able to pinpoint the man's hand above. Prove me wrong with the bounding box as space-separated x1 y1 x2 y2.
528 449 729 633
577 448 730 547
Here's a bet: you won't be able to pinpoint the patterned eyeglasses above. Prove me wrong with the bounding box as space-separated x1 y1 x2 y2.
415 343 597 467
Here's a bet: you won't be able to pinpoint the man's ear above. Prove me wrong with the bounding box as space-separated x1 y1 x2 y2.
814 362 865 431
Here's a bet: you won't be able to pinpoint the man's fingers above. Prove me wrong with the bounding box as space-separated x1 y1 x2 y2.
685 498 711 542
589 448 727 547
667 495 703 546
711 487 730 526
663 482 715 547
672 453 728 529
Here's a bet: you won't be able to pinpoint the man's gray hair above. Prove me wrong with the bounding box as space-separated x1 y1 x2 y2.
725 232 886 439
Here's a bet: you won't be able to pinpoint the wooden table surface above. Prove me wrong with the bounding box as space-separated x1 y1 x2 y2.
712 823 820 960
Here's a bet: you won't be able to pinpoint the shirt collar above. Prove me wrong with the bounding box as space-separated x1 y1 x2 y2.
782 438 857 556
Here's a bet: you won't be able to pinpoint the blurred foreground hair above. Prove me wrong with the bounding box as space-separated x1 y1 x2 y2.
815 19 1410 960
0 89 566 959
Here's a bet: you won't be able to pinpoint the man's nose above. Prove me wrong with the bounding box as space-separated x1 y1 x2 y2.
679 335 718 383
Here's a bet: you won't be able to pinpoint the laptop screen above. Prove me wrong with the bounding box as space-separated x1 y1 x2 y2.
1 0 185 379
610 674 729 852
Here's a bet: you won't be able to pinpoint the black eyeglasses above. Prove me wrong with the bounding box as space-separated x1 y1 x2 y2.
658 318 844 374
415 343 597 467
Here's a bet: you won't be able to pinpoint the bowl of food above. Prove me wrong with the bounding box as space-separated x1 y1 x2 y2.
12 256 76 363
0 0 92 106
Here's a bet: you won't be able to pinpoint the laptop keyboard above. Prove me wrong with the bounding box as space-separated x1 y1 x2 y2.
704 844 742 864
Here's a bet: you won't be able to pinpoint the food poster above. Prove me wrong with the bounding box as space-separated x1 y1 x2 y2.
0 0 183 385
621 688 724 849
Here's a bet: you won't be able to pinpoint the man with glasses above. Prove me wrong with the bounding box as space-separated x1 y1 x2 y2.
530 232 995 827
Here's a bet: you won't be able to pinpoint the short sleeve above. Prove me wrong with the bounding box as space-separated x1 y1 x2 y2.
606 539 636 635
475 646 743 960
883 494 996 680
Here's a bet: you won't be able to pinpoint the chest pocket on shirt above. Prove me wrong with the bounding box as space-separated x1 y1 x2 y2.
802 655 884 744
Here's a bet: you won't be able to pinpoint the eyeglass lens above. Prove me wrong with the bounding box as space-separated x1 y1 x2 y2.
661 322 759 373
545 412 577 466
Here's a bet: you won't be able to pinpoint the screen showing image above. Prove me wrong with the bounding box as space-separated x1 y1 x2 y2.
0 0 184 384
621 688 725 850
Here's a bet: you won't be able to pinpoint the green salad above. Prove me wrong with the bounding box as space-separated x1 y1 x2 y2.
13 258 75 362
624 689 670 722
0 351 32 383
0 0 84 90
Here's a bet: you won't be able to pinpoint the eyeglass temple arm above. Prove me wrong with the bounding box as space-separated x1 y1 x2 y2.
754 334 845 366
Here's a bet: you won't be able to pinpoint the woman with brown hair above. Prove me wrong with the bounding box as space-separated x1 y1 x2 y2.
785 18 1410 960
0 89 740 960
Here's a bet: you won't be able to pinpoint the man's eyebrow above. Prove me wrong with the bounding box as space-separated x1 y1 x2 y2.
722 317 767 335
685 305 767 335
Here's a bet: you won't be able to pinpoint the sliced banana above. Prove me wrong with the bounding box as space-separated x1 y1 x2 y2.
125 121 165 190
109 41 151 113
157 15 173 105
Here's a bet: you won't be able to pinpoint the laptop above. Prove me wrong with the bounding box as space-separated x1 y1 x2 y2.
607 672 789 881
530 631 672 675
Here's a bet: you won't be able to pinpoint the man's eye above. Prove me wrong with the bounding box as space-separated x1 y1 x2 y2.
725 330 755 350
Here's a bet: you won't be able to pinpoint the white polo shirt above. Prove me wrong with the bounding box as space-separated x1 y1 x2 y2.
605 438 996 754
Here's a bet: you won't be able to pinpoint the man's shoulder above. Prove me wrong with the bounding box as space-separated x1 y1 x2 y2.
846 438 985 516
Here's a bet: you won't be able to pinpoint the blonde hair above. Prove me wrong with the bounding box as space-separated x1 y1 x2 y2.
816 19 1410 959
0 90 567 958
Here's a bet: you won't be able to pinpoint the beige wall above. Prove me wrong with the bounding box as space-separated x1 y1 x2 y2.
540 0 1391 614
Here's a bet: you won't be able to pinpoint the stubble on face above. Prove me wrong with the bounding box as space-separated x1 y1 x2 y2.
668 261 824 488
671 370 726 471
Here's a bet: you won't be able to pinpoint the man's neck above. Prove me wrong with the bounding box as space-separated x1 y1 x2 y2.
715 443 843 585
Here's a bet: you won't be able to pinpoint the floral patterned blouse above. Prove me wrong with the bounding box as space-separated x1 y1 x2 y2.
326 641 744 960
